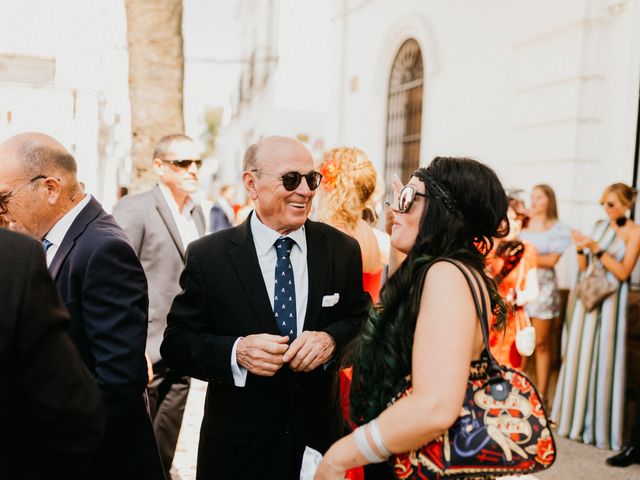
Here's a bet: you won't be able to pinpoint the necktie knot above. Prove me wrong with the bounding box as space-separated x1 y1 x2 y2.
42 238 53 253
275 237 295 259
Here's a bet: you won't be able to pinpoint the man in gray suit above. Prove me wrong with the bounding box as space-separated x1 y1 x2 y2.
113 134 206 478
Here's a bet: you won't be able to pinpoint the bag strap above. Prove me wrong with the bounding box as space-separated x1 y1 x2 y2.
421 258 504 382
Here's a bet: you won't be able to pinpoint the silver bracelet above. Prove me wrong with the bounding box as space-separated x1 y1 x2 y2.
369 418 391 458
354 424 386 463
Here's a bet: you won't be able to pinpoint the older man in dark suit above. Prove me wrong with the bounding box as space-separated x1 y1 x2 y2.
0 132 165 480
114 134 206 478
0 229 104 480
161 136 371 480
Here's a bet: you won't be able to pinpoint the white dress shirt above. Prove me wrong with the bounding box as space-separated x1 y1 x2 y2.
230 212 309 387
43 193 92 267
158 183 200 249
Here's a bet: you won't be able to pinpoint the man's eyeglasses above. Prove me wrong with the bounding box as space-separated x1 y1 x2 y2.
0 175 47 214
397 185 427 213
251 170 323 191
162 159 203 170
601 201 616 208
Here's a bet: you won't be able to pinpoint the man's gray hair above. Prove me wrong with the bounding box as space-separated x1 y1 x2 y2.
20 141 77 179
153 134 194 160
243 143 259 172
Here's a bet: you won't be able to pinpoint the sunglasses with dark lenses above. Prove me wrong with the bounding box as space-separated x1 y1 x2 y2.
397 185 427 213
601 201 615 208
253 170 323 191
163 159 203 169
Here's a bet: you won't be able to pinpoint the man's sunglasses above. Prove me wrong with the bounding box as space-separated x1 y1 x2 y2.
601 201 615 208
252 170 323 191
162 159 203 169
397 185 427 213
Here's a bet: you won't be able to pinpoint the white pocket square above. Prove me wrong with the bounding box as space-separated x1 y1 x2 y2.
322 293 340 307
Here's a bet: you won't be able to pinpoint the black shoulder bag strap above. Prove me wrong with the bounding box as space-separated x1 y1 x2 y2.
419 258 509 400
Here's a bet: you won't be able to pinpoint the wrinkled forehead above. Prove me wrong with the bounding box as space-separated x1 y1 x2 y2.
257 138 313 173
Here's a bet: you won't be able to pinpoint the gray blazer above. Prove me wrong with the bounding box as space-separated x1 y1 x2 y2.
113 185 205 364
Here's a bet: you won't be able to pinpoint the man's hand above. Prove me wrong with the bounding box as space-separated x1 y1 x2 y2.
236 334 290 376
282 331 335 372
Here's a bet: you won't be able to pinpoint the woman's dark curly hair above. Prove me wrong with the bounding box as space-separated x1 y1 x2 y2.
348 157 509 424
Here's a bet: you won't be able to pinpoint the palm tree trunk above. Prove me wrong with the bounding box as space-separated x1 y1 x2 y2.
125 0 184 193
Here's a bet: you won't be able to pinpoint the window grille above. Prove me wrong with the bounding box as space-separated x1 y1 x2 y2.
384 39 424 199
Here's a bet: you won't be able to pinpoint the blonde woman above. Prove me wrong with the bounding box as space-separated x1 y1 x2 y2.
317 147 385 303
553 183 640 451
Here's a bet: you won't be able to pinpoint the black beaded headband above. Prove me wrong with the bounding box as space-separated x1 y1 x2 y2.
413 169 465 221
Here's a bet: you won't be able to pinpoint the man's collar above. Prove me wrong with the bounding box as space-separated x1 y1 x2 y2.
250 212 306 255
44 193 92 246
158 182 194 214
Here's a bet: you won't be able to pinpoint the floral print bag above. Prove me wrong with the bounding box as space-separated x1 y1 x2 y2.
389 259 556 480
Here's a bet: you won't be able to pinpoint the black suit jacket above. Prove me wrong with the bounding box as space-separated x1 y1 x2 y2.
0 229 104 480
161 214 370 480
49 196 165 479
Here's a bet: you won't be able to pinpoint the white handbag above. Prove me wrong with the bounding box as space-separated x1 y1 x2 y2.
515 317 536 357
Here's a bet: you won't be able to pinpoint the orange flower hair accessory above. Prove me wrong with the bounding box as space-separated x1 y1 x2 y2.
319 157 342 191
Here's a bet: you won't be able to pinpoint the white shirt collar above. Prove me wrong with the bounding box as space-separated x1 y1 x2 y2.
250 211 307 256
44 193 92 246
158 182 194 216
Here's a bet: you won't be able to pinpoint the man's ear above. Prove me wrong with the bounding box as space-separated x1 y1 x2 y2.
44 177 63 205
152 157 164 177
242 171 258 200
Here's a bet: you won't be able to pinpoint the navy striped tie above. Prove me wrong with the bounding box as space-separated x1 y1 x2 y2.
274 237 297 341
42 238 53 253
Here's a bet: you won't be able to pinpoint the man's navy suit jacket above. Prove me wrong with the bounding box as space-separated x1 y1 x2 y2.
49 196 165 479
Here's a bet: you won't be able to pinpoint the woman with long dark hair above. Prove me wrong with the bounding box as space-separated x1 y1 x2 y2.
314 157 509 479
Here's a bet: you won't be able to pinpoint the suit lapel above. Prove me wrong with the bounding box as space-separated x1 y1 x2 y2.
191 204 206 237
49 196 102 280
228 214 280 335
152 186 185 260
302 220 329 332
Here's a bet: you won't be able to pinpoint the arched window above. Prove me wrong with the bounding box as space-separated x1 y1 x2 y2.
384 39 424 198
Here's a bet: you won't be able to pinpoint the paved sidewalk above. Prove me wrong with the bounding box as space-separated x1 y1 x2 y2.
535 436 640 480
171 379 207 480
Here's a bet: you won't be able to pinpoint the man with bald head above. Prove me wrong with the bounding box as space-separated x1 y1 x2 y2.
161 136 370 480
0 132 165 479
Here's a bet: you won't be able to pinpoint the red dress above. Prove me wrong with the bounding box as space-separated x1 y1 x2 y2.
339 367 365 480
486 241 537 369
362 270 383 304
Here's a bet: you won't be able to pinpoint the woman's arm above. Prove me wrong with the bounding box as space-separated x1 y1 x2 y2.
591 229 640 281
315 262 479 478
536 253 561 268
573 230 589 272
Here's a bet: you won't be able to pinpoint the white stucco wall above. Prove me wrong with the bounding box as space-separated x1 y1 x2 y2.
331 0 640 236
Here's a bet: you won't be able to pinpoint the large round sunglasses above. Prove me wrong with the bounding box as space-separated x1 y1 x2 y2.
252 169 323 191
397 185 427 213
